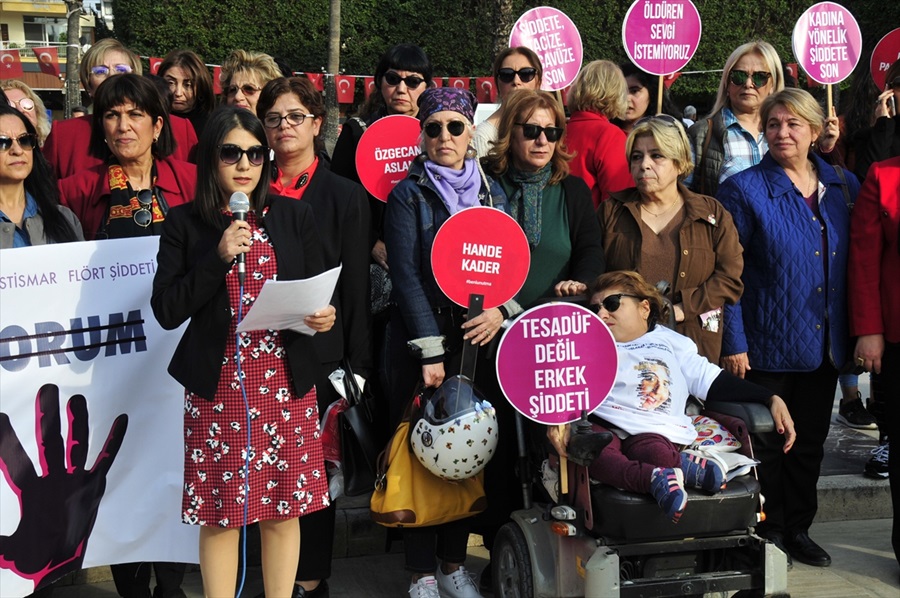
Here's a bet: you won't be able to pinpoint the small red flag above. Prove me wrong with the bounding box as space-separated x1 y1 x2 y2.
663 72 681 89
0 49 24 79
363 76 376 99
475 77 497 103
212 66 223 95
149 57 163 75
431 78 443 88
32 47 60 77
447 77 470 91
305 73 324 92
336 75 355 103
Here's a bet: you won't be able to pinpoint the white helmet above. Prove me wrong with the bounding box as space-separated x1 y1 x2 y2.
409 375 499 481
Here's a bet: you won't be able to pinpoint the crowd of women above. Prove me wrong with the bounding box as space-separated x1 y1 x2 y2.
2 33 899 598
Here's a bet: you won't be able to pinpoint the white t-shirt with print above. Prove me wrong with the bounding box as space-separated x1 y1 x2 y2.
593 326 722 445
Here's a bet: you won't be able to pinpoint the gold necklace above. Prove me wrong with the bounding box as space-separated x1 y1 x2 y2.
641 197 681 217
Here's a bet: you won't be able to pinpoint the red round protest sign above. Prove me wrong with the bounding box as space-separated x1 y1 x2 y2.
622 0 702 76
496 303 617 425
871 28 900 88
355 114 421 202
431 207 530 310
792 2 862 85
509 7 584 92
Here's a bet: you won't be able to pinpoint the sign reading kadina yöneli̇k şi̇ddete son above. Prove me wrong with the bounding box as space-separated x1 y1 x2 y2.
355 114 421 202
622 0 702 76
431 207 530 310
508 6 583 92
496 303 618 425
792 2 862 85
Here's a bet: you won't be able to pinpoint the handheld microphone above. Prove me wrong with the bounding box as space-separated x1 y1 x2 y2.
228 192 250 285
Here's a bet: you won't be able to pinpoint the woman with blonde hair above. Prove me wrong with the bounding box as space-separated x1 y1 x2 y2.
2 80 51 145
565 60 634 207
718 88 859 567
220 49 283 113
687 40 785 196
599 115 743 363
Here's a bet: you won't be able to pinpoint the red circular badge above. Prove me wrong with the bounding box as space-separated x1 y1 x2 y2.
431 207 530 310
871 28 900 88
355 115 421 202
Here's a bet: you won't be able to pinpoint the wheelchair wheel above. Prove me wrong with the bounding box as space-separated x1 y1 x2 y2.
493 522 534 598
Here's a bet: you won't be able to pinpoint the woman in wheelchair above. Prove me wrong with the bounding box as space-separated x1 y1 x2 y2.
548 271 795 523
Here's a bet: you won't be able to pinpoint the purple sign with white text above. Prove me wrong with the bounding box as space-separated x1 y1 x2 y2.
622 0 702 76
496 303 617 425
792 2 862 85
509 7 583 92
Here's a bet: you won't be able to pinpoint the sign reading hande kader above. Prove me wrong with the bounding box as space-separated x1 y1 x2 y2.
431 207 530 310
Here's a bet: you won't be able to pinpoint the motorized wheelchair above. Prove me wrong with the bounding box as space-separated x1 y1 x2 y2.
490 399 791 598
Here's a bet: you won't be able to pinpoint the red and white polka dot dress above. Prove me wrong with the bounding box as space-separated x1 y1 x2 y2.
182 209 329 528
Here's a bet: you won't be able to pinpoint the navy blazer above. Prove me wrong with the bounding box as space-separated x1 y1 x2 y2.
152 194 325 400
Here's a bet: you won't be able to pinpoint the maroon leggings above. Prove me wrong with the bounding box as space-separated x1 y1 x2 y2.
587 423 681 494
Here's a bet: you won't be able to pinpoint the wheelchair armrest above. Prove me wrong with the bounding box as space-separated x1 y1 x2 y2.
704 401 774 434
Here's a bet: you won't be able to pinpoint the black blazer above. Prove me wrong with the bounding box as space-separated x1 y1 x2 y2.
151 194 326 400
301 167 373 375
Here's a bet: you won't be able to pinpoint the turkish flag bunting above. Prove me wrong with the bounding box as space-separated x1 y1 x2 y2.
336 75 355 103
149 57 163 75
305 73 324 92
663 72 681 89
475 77 497 103
32 47 60 77
0 49 25 79
212 66 223 95
447 77 470 91
363 76 376 99
431 78 443 88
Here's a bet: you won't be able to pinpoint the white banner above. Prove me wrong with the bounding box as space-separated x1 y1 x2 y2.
0 238 198 597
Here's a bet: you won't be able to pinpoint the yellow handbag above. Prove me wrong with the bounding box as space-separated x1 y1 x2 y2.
370 418 486 528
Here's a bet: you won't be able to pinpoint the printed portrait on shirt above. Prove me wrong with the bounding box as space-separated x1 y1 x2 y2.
634 358 672 413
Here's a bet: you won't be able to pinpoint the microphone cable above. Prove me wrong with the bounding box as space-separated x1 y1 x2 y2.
234 276 252 598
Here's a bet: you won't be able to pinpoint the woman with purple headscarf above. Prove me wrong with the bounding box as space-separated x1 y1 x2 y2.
384 87 507 598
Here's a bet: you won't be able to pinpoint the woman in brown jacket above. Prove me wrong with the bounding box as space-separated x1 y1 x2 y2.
598 115 743 363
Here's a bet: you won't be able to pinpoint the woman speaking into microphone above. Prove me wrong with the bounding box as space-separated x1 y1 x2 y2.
151 106 336 598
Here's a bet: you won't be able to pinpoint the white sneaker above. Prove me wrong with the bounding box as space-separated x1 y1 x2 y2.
436 565 482 598
409 575 440 598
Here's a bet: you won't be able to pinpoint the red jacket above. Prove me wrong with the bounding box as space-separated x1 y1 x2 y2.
58 157 197 240
565 110 633 208
44 114 198 180
849 156 900 343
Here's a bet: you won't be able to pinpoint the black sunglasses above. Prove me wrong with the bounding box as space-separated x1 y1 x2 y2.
515 123 563 142
219 144 268 166
634 114 681 128
0 133 38 152
383 72 425 88
729 70 772 88
591 293 643 314
225 84 261 97
497 67 537 84
423 120 467 138
132 189 154 228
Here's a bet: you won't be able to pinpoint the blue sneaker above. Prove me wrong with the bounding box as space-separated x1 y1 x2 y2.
680 450 726 493
650 467 687 523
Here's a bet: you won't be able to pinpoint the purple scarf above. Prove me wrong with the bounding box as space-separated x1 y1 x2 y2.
423 158 481 215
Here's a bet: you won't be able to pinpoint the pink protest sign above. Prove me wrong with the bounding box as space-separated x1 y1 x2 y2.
509 7 583 92
622 0 702 76
496 303 617 425
431 207 530 310
355 115 421 202
792 2 862 85
871 28 900 88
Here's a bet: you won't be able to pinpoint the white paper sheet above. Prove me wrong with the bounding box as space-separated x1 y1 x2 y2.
235 265 341 335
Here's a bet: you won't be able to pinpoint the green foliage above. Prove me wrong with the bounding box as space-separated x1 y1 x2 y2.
113 0 898 105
